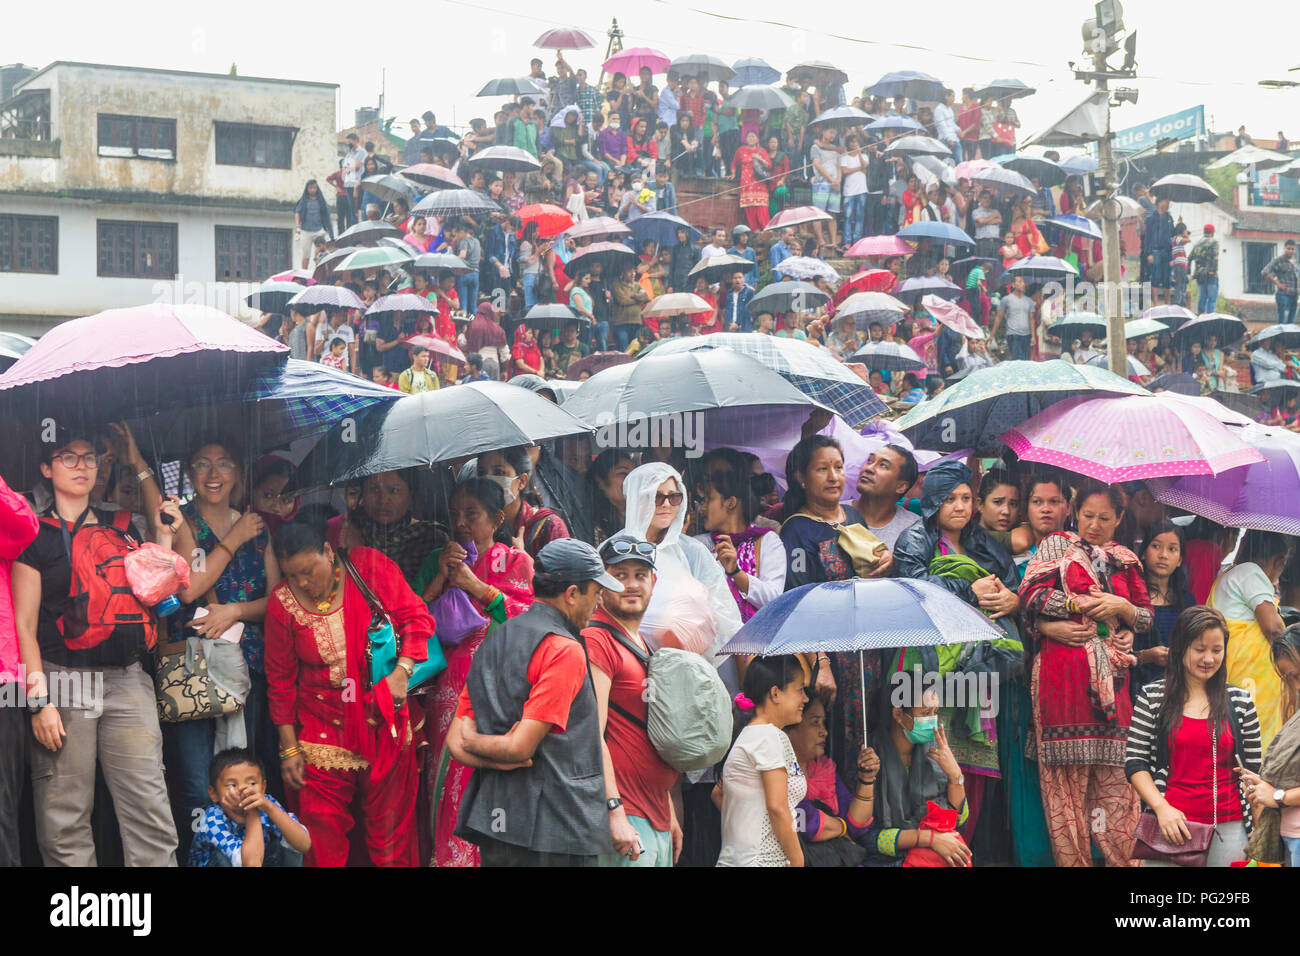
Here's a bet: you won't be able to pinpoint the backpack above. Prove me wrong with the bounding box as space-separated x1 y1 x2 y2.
587 621 733 771
43 508 157 652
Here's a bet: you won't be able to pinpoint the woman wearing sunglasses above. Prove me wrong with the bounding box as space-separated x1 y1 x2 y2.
166 434 281 863
617 461 744 867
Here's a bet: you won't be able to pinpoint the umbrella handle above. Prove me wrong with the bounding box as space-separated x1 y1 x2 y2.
860 651 868 746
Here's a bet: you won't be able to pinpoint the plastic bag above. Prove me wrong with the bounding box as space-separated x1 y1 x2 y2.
428 540 490 646
123 543 191 605
639 571 717 657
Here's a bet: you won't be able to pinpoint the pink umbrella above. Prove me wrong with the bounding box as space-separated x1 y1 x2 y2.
535 27 596 50
922 294 985 339
845 235 916 258
603 47 670 76
404 335 468 364
764 205 833 231
908 331 938 375
271 268 315 285
0 303 288 422
999 394 1265 484
954 159 998 181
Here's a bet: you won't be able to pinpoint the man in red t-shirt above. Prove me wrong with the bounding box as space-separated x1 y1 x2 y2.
584 533 681 866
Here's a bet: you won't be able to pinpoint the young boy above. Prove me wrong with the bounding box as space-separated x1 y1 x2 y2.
398 345 440 393
190 749 311 867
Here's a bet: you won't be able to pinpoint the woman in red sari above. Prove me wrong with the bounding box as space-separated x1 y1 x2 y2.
1018 484 1152 867
266 521 437 867
733 130 773 231
415 478 534 866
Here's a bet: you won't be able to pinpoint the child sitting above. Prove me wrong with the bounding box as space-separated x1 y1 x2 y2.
190 748 311 867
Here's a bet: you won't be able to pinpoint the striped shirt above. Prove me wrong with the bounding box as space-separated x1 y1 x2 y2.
1125 680 1262 829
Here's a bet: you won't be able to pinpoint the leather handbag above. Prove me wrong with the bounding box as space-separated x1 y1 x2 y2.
338 549 446 692
1132 726 1222 867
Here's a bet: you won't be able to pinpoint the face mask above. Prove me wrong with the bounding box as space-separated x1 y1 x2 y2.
481 474 517 506
903 714 937 744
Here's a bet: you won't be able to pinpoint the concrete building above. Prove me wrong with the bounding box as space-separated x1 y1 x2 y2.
0 62 337 334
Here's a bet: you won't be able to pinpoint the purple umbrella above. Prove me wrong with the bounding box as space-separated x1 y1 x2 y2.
1150 424 1300 534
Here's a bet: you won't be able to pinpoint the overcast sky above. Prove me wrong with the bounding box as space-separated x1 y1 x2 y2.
9 0 1299 148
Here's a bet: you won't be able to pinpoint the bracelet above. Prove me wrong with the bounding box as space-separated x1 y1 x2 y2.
481 586 501 605
215 541 235 561
136 467 155 483
725 566 741 577
278 746 302 760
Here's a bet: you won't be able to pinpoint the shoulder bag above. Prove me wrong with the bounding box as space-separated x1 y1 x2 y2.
339 548 446 692
1131 724 1222 867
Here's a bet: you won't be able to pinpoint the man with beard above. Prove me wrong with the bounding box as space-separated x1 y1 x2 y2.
583 534 682 867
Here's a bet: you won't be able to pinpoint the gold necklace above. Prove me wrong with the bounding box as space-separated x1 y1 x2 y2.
314 562 342 612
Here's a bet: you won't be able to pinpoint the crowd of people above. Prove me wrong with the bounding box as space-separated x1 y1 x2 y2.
4 48 1300 872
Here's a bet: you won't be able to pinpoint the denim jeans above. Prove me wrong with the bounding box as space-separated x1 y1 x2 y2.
945 139 964 163
595 320 610 351
580 158 609 188
1006 333 1032 361
163 717 217 866
1197 277 1219 315
456 273 480 313
1284 835 1300 868
1277 292 1298 324
843 193 867 245
522 271 539 311
613 323 636 351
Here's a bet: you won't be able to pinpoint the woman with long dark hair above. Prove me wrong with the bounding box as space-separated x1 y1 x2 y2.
695 465 786 624
1126 606 1261 866
587 449 639 546
294 179 333 268
670 113 700 179
1133 519 1195 698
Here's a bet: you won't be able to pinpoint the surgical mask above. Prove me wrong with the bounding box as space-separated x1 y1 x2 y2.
481 474 518 506
904 714 937 744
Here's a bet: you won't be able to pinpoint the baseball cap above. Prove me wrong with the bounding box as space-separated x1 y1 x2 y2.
535 539 624 591
598 533 657 570
1204 224 1215 234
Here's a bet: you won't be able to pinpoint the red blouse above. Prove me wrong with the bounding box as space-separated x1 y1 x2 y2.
1164 717 1242 824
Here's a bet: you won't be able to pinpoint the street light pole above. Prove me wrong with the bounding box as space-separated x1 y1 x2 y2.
1094 47 1128 378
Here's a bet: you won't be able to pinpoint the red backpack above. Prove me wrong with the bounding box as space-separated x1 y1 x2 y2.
44 508 157 651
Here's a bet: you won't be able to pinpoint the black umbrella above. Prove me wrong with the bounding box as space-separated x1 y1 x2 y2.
668 54 734 83
808 106 875 130
1046 312 1107 342
848 341 927 371
477 76 548 97
722 85 794 111
864 70 947 102
337 221 403 246
787 61 849 88
398 163 465 191
1250 379 1300 397
463 145 542 174
996 154 1065 187
408 252 474 276
972 165 1036 201
689 254 753 284
1248 324 1300 350
1146 372 1201 396
893 276 962 306
1173 313 1247 348
312 245 361 280
974 79 1036 101
748 281 829 315
245 280 305 314
412 188 503 218
1211 389 1264 419
884 135 952 158
565 241 638 277
1150 173 1219 204
1140 304 1196 328
521 303 585 328
358 174 416 205
293 381 592 488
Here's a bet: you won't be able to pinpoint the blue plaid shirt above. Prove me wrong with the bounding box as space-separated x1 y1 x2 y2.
189 797 301 867
576 85 602 126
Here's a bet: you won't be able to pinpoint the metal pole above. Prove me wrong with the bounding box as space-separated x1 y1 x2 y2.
1094 46 1127 378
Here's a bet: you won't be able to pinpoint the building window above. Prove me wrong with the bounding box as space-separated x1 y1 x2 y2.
214 122 295 169
1244 241 1277 296
97 113 177 160
214 226 292 281
96 220 177 279
0 214 58 274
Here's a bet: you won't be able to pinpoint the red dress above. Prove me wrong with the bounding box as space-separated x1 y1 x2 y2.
264 547 434 867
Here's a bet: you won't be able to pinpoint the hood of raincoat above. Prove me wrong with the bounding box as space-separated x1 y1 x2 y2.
919 459 973 525
621 461 687 550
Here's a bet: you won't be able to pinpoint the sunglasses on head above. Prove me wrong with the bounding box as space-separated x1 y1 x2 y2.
607 539 657 558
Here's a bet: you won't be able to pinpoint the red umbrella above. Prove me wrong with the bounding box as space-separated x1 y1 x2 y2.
535 27 596 50
845 235 915 258
764 205 832 231
516 203 576 239
403 335 467 364
832 268 898 307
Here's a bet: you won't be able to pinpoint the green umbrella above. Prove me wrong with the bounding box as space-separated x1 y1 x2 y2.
1124 317 1168 340
894 358 1148 452
335 245 415 271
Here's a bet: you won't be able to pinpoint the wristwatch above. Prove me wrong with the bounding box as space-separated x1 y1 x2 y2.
606 797 623 812
952 774 965 787
1274 788 1288 807
27 695 49 716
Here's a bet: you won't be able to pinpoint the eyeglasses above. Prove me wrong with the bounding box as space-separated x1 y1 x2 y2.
605 539 657 559
654 491 685 507
192 459 237 474
50 451 98 470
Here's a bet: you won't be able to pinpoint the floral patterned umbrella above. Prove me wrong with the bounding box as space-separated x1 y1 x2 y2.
999 394 1264 484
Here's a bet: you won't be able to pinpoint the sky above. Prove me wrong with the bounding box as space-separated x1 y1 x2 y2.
7 0 1300 147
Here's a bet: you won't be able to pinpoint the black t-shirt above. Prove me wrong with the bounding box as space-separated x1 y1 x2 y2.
17 507 148 668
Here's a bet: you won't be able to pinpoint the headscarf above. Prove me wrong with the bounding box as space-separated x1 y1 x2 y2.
868 716 944 832
918 459 972 525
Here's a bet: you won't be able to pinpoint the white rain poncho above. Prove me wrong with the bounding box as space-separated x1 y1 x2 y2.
618 462 743 672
